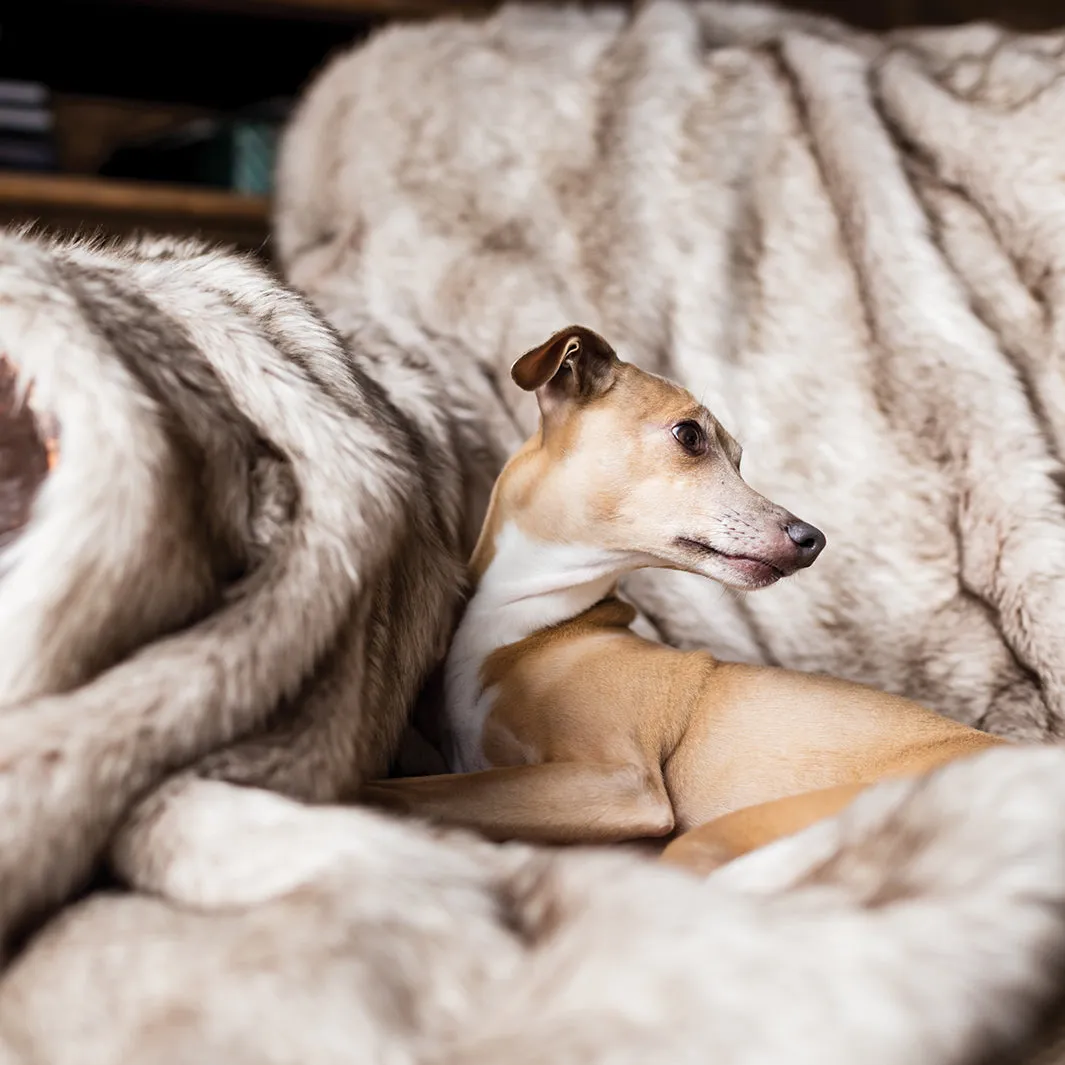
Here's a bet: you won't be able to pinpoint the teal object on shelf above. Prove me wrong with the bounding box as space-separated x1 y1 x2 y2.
196 120 279 194
100 107 287 195
231 121 278 196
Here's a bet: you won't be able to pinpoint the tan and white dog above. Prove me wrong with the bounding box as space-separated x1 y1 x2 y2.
363 326 1007 873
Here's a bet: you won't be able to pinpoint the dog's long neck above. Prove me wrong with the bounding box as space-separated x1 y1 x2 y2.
442 471 643 771
464 520 631 652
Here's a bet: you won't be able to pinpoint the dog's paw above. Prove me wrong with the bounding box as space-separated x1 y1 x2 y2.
660 828 742 878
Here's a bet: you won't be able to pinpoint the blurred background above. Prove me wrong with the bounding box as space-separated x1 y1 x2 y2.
1 0 1062 259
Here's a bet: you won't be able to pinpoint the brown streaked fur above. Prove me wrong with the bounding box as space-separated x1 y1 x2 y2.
363 326 1007 872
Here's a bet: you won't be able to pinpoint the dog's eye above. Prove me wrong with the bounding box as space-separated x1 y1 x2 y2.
671 421 707 455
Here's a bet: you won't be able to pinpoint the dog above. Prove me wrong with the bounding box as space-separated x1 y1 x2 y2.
361 325 1007 872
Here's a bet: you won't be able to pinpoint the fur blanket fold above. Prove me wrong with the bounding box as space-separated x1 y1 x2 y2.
1 1 1065 1061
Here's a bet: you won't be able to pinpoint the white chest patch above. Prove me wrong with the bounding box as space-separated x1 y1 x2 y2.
441 523 640 774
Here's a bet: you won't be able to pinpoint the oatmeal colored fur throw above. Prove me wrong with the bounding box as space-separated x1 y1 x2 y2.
0 1 1064 1061
279 0 1065 740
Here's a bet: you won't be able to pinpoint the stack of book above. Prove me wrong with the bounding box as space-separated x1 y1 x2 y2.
0 80 57 173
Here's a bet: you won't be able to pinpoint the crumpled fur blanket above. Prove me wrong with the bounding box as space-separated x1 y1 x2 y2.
1 1 1065 1060
278 0 1065 743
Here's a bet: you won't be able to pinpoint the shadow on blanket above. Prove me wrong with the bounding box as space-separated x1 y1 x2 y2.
0 353 50 549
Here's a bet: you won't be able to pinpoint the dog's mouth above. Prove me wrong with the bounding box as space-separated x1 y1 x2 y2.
675 537 785 588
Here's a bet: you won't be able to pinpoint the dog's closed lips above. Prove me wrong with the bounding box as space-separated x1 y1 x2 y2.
674 508 824 589
675 537 786 585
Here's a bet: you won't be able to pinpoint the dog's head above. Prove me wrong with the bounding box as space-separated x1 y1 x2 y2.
505 325 825 590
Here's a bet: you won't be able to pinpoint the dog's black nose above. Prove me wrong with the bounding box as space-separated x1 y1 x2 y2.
785 521 826 566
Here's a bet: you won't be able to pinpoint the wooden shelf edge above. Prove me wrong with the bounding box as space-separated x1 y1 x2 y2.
105 0 503 21
239 0 497 15
0 172 271 223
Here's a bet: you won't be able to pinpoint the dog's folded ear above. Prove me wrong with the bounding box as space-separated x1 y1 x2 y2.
510 326 619 408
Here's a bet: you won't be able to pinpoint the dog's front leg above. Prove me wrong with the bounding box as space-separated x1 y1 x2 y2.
359 762 674 845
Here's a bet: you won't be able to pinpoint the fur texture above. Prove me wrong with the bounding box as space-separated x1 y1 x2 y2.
1 2 1065 1060
0 229 471 943
276 0 1065 742
4 748 1065 1063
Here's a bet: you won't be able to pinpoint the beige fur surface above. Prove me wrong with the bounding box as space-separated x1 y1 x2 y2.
0 1 1065 1060
5 748 1065 1064
0 228 474 943
277 0 1065 741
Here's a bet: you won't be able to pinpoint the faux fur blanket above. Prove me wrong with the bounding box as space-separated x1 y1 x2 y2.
279 0 1065 741
1 1 1065 1061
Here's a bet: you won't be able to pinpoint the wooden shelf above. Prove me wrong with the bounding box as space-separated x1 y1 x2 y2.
0 172 271 252
99 0 504 21
229 0 497 15
78 0 1065 26
0 172 270 222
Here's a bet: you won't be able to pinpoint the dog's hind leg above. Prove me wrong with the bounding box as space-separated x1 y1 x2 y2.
661 782 873 876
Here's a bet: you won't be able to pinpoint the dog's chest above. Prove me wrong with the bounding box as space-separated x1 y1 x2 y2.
442 614 513 773
446 687 500 773
446 627 674 773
